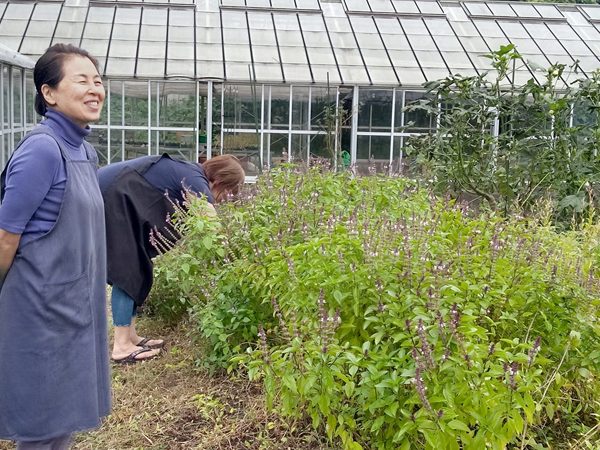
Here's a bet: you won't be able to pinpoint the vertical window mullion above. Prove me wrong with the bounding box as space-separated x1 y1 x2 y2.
107 79 111 164
350 86 359 164
288 86 293 162
147 80 151 156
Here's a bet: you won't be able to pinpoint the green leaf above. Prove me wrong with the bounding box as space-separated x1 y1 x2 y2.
448 419 470 432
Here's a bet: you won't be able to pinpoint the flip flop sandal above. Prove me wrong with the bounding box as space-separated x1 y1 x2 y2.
112 347 159 365
136 337 165 349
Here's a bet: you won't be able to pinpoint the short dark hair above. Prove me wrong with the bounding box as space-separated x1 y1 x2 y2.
34 44 101 116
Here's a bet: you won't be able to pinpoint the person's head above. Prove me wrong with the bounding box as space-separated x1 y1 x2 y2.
34 44 105 127
202 155 245 203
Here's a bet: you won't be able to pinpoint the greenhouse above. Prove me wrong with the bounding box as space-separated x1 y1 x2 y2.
2 0 600 174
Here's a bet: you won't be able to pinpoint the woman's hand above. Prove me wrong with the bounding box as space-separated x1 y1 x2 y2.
0 229 20 286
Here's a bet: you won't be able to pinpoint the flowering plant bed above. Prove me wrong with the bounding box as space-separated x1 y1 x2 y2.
150 167 600 449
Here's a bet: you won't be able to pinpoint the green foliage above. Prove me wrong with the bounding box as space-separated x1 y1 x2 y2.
152 168 600 448
146 197 224 324
404 45 600 227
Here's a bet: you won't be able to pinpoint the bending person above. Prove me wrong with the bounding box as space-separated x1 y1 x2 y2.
98 154 245 364
0 44 110 449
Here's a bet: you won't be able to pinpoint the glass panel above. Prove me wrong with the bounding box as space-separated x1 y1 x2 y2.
3 2 34 20
436 36 466 52
108 127 124 163
268 85 290 130
548 23 579 41
271 0 296 8
157 130 195 161
12 68 22 128
388 49 420 68
400 67 427 86
222 84 261 130
380 29 411 51
459 36 490 53
310 87 336 129
399 91 436 132
474 19 506 38
311 65 342 84
356 135 391 174
87 5 116 24
366 64 398 84
222 132 261 172
224 43 251 61
138 11 167 77
264 132 287 167
20 36 53 56
291 86 310 131
306 47 337 65
510 3 540 18
368 0 394 13
487 3 515 17
283 63 313 83
581 6 600 21
3 66 10 131
124 81 149 127
296 0 320 10
346 0 370 12
534 4 563 20
499 21 530 39
154 82 196 128
424 18 454 36
444 51 474 72
253 63 284 83
53 6 87 42
87 131 108 167
391 137 405 174
355 32 384 51
291 134 309 163
0 25 26 50
31 2 61 23
358 89 393 132
333 46 364 66
415 50 446 69
309 134 334 160
417 1 443 15
124 129 150 160
25 71 36 127
109 80 124 126
391 0 419 14
298 13 326 32
561 39 597 56
401 18 430 36
465 2 491 16
376 17 403 35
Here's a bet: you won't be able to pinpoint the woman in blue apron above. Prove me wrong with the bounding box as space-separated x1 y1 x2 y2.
98 154 245 364
0 44 110 449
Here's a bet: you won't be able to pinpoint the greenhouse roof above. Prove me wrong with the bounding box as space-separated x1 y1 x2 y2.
0 41 33 67
1 0 600 87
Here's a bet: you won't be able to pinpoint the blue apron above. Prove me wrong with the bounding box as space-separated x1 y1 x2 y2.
0 126 111 441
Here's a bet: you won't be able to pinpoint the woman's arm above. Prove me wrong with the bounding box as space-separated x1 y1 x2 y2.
0 229 20 285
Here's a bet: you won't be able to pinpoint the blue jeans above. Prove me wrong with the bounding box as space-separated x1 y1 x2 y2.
111 285 137 327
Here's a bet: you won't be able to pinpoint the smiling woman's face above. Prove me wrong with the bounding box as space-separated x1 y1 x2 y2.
41 55 105 128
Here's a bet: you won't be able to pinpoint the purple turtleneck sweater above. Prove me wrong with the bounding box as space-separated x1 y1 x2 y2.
0 109 91 246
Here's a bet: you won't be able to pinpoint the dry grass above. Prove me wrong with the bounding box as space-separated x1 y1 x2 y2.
0 315 331 450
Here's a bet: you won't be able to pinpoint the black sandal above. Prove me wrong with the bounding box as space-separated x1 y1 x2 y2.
112 347 159 365
135 337 165 349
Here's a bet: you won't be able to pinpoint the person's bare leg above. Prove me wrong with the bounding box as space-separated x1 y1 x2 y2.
112 325 160 361
129 317 164 348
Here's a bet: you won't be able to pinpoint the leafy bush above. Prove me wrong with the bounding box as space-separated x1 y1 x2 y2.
152 167 600 448
146 197 224 323
404 45 600 226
